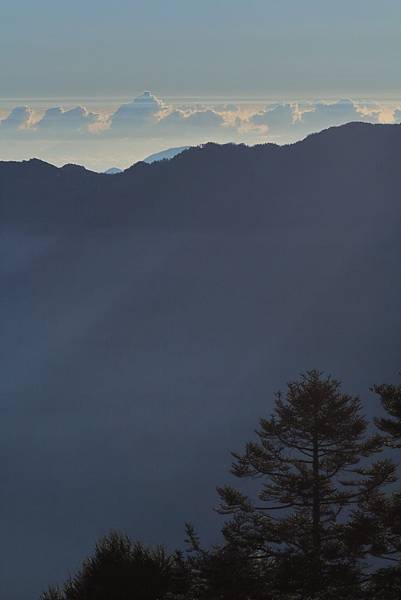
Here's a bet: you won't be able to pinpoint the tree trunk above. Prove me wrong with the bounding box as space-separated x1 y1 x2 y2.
312 422 321 592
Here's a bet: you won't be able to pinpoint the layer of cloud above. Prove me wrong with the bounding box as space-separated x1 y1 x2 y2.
393 109 401 123
250 103 295 133
0 105 34 131
0 94 396 154
109 91 164 133
36 106 100 135
249 99 381 140
156 108 226 133
299 98 378 130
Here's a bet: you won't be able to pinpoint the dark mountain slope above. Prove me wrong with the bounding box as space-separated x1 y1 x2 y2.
1 123 400 599
2 122 401 229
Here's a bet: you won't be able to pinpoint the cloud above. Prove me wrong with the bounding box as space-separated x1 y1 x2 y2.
35 106 100 135
109 91 164 133
250 103 295 132
107 92 231 137
299 99 369 130
223 103 239 112
0 95 386 155
393 109 401 123
156 108 226 135
211 103 239 113
0 106 34 131
0 95 232 144
248 99 380 141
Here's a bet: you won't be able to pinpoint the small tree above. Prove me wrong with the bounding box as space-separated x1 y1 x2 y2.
41 588 64 600
41 532 187 600
217 370 395 599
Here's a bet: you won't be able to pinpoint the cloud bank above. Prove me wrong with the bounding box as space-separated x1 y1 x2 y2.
0 92 397 170
110 91 164 133
36 106 99 135
0 93 389 141
249 98 381 139
0 105 34 131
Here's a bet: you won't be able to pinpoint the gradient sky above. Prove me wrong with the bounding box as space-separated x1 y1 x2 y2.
2 0 401 98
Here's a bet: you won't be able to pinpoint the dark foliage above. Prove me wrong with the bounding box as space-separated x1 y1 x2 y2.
374 382 401 447
41 532 187 600
184 523 273 600
347 490 401 564
365 566 401 600
40 371 401 599
217 370 395 598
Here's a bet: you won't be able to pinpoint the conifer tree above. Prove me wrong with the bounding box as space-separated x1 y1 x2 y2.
374 381 401 447
40 532 186 600
347 379 401 597
184 523 272 600
217 370 395 599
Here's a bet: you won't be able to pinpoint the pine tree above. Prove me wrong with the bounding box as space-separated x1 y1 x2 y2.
183 523 272 600
374 381 401 447
217 370 395 599
346 378 401 596
347 489 401 568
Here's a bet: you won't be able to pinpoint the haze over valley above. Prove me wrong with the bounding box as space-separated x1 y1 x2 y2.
1 123 401 598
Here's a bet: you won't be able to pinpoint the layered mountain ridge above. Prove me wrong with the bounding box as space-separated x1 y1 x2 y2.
1 122 400 599
1 122 401 229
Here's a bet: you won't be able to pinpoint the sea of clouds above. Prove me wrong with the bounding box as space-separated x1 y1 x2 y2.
0 91 398 171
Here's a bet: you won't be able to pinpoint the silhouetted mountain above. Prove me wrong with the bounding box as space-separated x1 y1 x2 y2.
143 145 190 163
2 122 401 229
1 122 400 599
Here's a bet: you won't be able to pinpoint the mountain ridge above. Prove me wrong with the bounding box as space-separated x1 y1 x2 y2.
1 119 400 599
1 122 401 230
0 120 389 172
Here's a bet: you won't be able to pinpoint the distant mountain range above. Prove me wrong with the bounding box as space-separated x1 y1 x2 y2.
103 146 189 175
143 145 189 163
1 122 400 599
2 122 401 230
104 166 123 175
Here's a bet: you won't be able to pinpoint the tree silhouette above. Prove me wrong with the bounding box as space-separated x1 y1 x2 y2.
365 565 401 599
217 370 395 598
374 381 401 447
183 523 272 600
346 378 401 595
40 532 186 600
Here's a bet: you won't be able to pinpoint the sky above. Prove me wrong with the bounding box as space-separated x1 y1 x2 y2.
2 0 401 97
1 0 401 168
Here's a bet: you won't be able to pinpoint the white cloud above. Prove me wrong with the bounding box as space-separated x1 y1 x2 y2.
0 94 393 169
250 103 295 132
299 99 368 130
159 108 224 128
105 91 231 139
248 99 381 141
0 106 34 132
393 109 401 123
36 106 100 135
109 91 164 133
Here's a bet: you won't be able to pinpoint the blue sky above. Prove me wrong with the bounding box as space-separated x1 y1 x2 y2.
1 0 401 97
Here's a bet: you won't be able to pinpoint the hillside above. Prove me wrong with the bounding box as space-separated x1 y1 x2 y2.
1 122 400 599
